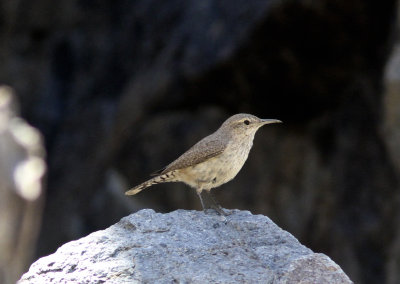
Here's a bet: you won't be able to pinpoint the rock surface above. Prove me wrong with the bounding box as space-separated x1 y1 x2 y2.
383 5 400 282
19 209 352 283
0 86 46 284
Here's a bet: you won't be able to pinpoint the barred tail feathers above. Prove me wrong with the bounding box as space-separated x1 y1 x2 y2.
125 172 176 195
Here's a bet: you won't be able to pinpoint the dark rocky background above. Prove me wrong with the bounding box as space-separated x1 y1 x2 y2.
1 0 400 283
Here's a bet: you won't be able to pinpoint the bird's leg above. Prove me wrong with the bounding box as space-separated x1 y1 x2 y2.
200 190 227 216
204 191 222 210
196 188 206 211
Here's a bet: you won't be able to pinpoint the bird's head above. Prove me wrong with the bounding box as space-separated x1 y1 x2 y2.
221 113 282 137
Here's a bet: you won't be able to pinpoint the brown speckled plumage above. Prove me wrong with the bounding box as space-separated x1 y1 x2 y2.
126 113 281 212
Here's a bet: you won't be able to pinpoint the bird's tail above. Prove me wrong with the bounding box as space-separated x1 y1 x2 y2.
125 172 175 195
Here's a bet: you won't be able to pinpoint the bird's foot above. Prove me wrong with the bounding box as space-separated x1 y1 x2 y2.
204 207 232 216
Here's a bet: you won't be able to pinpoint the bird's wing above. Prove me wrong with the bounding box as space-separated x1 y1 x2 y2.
150 135 226 176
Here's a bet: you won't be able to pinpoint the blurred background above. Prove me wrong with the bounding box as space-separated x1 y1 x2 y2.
1 0 400 283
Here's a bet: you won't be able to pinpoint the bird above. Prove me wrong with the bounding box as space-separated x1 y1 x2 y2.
125 113 282 214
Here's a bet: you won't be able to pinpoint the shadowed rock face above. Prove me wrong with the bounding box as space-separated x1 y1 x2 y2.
0 0 399 283
18 209 353 284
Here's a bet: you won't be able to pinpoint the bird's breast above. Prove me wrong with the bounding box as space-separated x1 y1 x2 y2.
181 138 252 189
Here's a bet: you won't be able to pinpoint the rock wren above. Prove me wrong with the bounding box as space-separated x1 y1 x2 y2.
126 113 281 214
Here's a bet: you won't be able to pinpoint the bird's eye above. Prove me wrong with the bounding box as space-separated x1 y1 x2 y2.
244 120 250 125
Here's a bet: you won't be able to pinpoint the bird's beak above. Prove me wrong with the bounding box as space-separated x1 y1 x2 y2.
261 119 282 125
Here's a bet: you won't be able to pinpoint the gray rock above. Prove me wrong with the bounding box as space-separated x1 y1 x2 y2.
383 19 400 284
19 209 352 283
0 86 46 284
